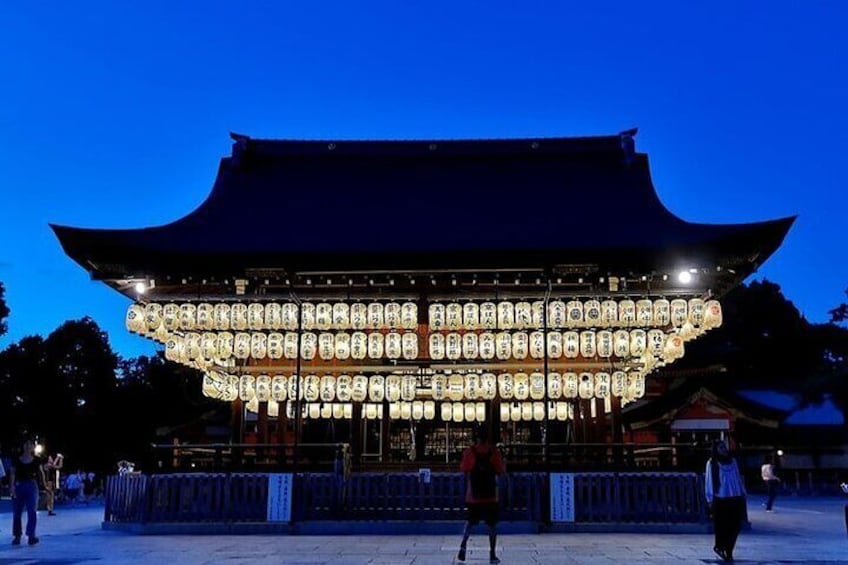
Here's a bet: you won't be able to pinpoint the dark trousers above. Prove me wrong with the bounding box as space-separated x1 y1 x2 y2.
765 480 779 510
713 496 745 556
12 480 38 537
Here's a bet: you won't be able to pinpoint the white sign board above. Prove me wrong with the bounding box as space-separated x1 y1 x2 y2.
549 473 575 522
266 473 293 522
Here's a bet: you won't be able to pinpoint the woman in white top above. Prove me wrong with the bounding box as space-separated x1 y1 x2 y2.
705 439 746 562
761 455 780 511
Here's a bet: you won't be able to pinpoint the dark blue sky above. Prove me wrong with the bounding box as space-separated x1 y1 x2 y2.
1 2 846 359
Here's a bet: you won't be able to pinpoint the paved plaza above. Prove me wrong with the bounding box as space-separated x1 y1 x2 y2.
0 497 845 564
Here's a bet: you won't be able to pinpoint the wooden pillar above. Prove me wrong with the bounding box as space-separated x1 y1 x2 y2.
258 402 269 444
231 399 244 443
380 401 391 463
351 402 363 466
610 395 624 468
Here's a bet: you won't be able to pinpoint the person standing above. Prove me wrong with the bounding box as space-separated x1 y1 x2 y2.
705 439 747 562
761 455 781 512
457 425 505 565
43 453 63 516
9 437 46 546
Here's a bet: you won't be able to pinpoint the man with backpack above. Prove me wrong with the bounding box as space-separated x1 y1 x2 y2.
457 424 505 564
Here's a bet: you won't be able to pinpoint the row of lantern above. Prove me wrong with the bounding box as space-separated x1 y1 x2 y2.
127 298 722 336
203 371 645 404
127 301 419 334
428 298 721 330
164 331 419 362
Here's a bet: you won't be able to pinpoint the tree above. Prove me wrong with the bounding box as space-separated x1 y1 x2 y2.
0 281 9 337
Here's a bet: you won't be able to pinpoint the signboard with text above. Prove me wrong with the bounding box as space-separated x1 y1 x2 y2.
266 473 293 522
549 473 575 522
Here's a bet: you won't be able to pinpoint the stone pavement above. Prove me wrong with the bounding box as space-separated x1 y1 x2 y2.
0 497 845 564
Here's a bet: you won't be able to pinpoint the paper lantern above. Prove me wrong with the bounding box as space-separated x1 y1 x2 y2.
401 376 417 401
577 373 594 399
498 373 514 400
500 403 511 422
126 304 145 333
515 301 532 329
263 303 282 330
511 403 522 422
239 375 256 401
617 300 636 327
213 332 232 359
447 375 464 401
629 329 647 357
429 303 446 331
462 333 479 359
301 375 319 402
385 332 402 359
210 303 230 331
161 303 179 331
221 375 238 401
320 375 336 402
446 333 462 360
246 303 263 330
452 403 464 423
351 375 368 402
336 375 352 402
580 331 597 358
529 372 546 400
547 372 563 399
547 331 563 359
479 333 495 360
366 303 384 329
412 401 424 420
688 298 706 327
300 332 318 360
327 303 348 330
431 374 446 400
480 373 497 400
140 303 161 333
565 300 583 328
283 332 298 359
287 376 301 401
200 332 217 360
653 299 670 327
532 402 544 421
634 299 651 326
594 330 612 358
441 402 452 421
594 372 610 399
600 300 618 328
611 371 627 397
561 373 578 398
429 334 445 360
513 373 529 400
511 332 528 359
333 332 350 360
464 403 476 422
386 375 401 402
548 300 567 329
230 303 247 331
495 332 512 360
266 332 283 359
563 331 580 358
255 375 272 402
555 402 568 421
383 302 401 330
350 303 367 330
364 404 378 420
583 300 601 328
475 402 486 422
314 303 331 330
519 403 532 421
343 404 353 419
670 299 687 328
401 302 418 329
202 372 226 400
628 372 646 399
172 303 193 331
529 331 545 359
704 300 723 330
480 302 497 329
350 332 367 360
271 376 288 401
234 332 251 359
613 330 630 358
195 303 213 331
463 302 480 330
183 334 201 361
308 403 321 419
462 374 478 400
367 375 385 402
401 332 418 360
245 398 259 414
318 403 330 419
164 336 182 361
444 303 462 331
647 329 665 357
300 303 316 330
280 303 298 330
423 401 436 420
332 403 345 419
530 301 544 329
496 301 514 330
250 332 268 359
367 332 384 359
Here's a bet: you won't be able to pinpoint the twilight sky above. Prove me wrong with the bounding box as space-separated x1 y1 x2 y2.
0 2 846 359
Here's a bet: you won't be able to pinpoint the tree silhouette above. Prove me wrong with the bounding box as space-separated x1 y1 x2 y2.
0 281 9 337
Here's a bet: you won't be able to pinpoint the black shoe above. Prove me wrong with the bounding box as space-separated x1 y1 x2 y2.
11 536 20 545
48 511 56 516
490 556 501 564
28 536 39 546
713 546 726 561
457 547 466 562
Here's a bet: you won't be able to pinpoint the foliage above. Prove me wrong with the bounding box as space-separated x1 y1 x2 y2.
0 281 9 337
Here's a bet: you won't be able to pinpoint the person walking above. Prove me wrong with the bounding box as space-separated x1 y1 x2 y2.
9 437 46 546
705 439 746 562
457 425 505 565
761 455 781 512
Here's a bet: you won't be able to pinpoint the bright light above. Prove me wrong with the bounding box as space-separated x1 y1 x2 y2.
677 271 692 284
776 449 784 457
34 443 44 456
134 282 146 294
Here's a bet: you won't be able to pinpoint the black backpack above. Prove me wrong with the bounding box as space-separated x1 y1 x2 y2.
469 448 497 499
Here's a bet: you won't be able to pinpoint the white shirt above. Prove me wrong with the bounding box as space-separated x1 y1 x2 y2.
761 463 778 481
705 458 746 503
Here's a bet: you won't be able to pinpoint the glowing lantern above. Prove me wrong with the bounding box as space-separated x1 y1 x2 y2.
647 329 665 357
446 333 462 360
368 375 385 402
141 303 161 333
601 300 618 328
500 403 511 422
566 300 583 328
401 302 418 330
300 332 318 360
531 301 545 328
653 299 670 327
452 403 464 423
234 332 251 359
336 375 352 402
670 299 687 328
264 303 282 330
462 333 479 359
386 375 401 402
255 375 272 402
271 376 287 401
184 334 201 361
556 402 569 421
441 402 452 421
215 332 234 359
385 332 402 359
301 375 319 402
465 374 480 400
164 336 183 362
445 303 462 330
618 300 636 327
480 373 497 400
350 332 367 360
266 333 283 359
578 373 594 399
547 372 563 399
280 303 298 330
476 302 495 329
679 322 696 341
429 334 446 360
431 374 446 400
629 329 647 357
343 404 353 419
563 373 579 398
230 303 247 331
351 375 368 402
239 375 256 401
513 373 529 400
429 303 446 331
412 401 424 420
521 403 533 421
300 303 316 330
511 403 522 422
200 332 217 360
529 372 546 400
529 331 545 359
364 404 377 420
512 332 529 359
463 302 480 330
332 332 349 360
202 372 226 399
126 304 145 333
367 333 384 359
583 300 601 328
498 373 514 400
332 404 345 419
479 333 495 360
222 375 238 402
367 303 384 329
495 332 512 360
250 333 268 359
594 330 612 358
688 298 706 327
195 303 213 331
703 299 722 330
464 403 476 422
635 300 652 326
282 332 297 359
563 331 580 358
402 332 418 360
663 334 685 361
287 376 301 401
447 375 464 401
162 303 179 331
496 301 515 330
308 403 321 419
212 303 231 331
611 371 627 397
423 401 436 420
532 402 544 421
546 332 563 359
247 303 264 330
401 376 417 401
350 303 367 330
594 372 610 398
580 331 597 358
549 300 567 328
384 302 401 329
628 372 646 399
515 301 532 329
320 375 336 402
475 402 486 422
313 303 331 330
319 403 331 419
613 330 630 357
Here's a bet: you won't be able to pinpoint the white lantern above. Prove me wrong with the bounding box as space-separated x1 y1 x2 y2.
441 402 453 422
515 302 532 330
367 404 380 420
463 302 480 330
314 303 332 330
495 332 512 360
126 304 145 334
281 303 298 330
200 332 217 360
635 299 652 326
549 300 567 328
583 300 601 328
555 402 569 421
529 331 545 359
511 332 529 359
174 303 194 331
384 302 401 329
140 303 161 333
513 373 529 400
423 401 436 420
162 303 179 331
343 404 353 419
647 329 665 357
429 303 446 331
401 376 417 401
267 333 284 359
300 332 318 360
302 375 320 402
165 336 183 362
385 332 402 359
386 375 402 402
628 372 646 399
215 332 234 359
287 376 301 401
234 332 251 359
212 303 231 331
563 373 579 398
349 332 367 360
368 375 385 402
475 402 486 422
282 332 297 359
612 371 627 397
367 303 384 329
547 372 563 399
496 301 515 330
250 332 268 359
239 375 256 401
202 372 226 399
529 372 546 400
629 329 647 356
662 335 685 362
704 300 723 330
330 332 349 360
430 374 446 400
445 303 462 330
329 303 349 330
618 300 636 327
351 375 368 402
511 403 522 422
196 303 214 331
532 402 545 421
255 375 272 402
308 403 321 420
595 330 613 358
653 299 670 327
601 300 618 328
521 403 533 421
247 303 264 330
367 332 384 359
429 334 446 360
500 403 511 422
563 331 580 358
446 333 462 360
498 373 514 400
401 332 418 360
300 303 316 330
401 302 418 330
320 375 336 402
230 303 247 331
462 333 479 359
479 333 495 360
246 398 259 414
447 375 464 401
580 331 597 358
613 330 630 357
480 302 497 329
480 373 497 400
464 374 480 400
547 332 563 359
670 299 687 328
332 403 345 419
272 375 288 401
578 373 594 399
452 403 464 423
336 375 352 402
688 298 706 327
412 401 424 420
565 300 583 328
532 301 545 329
350 303 367 330
264 303 282 330
184 333 201 361
594 372 610 399
464 403 476 422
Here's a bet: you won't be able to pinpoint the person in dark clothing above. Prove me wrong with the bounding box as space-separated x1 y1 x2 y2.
9 438 46 546
705 439 746 562
457 425 505 565
761 454 781 512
